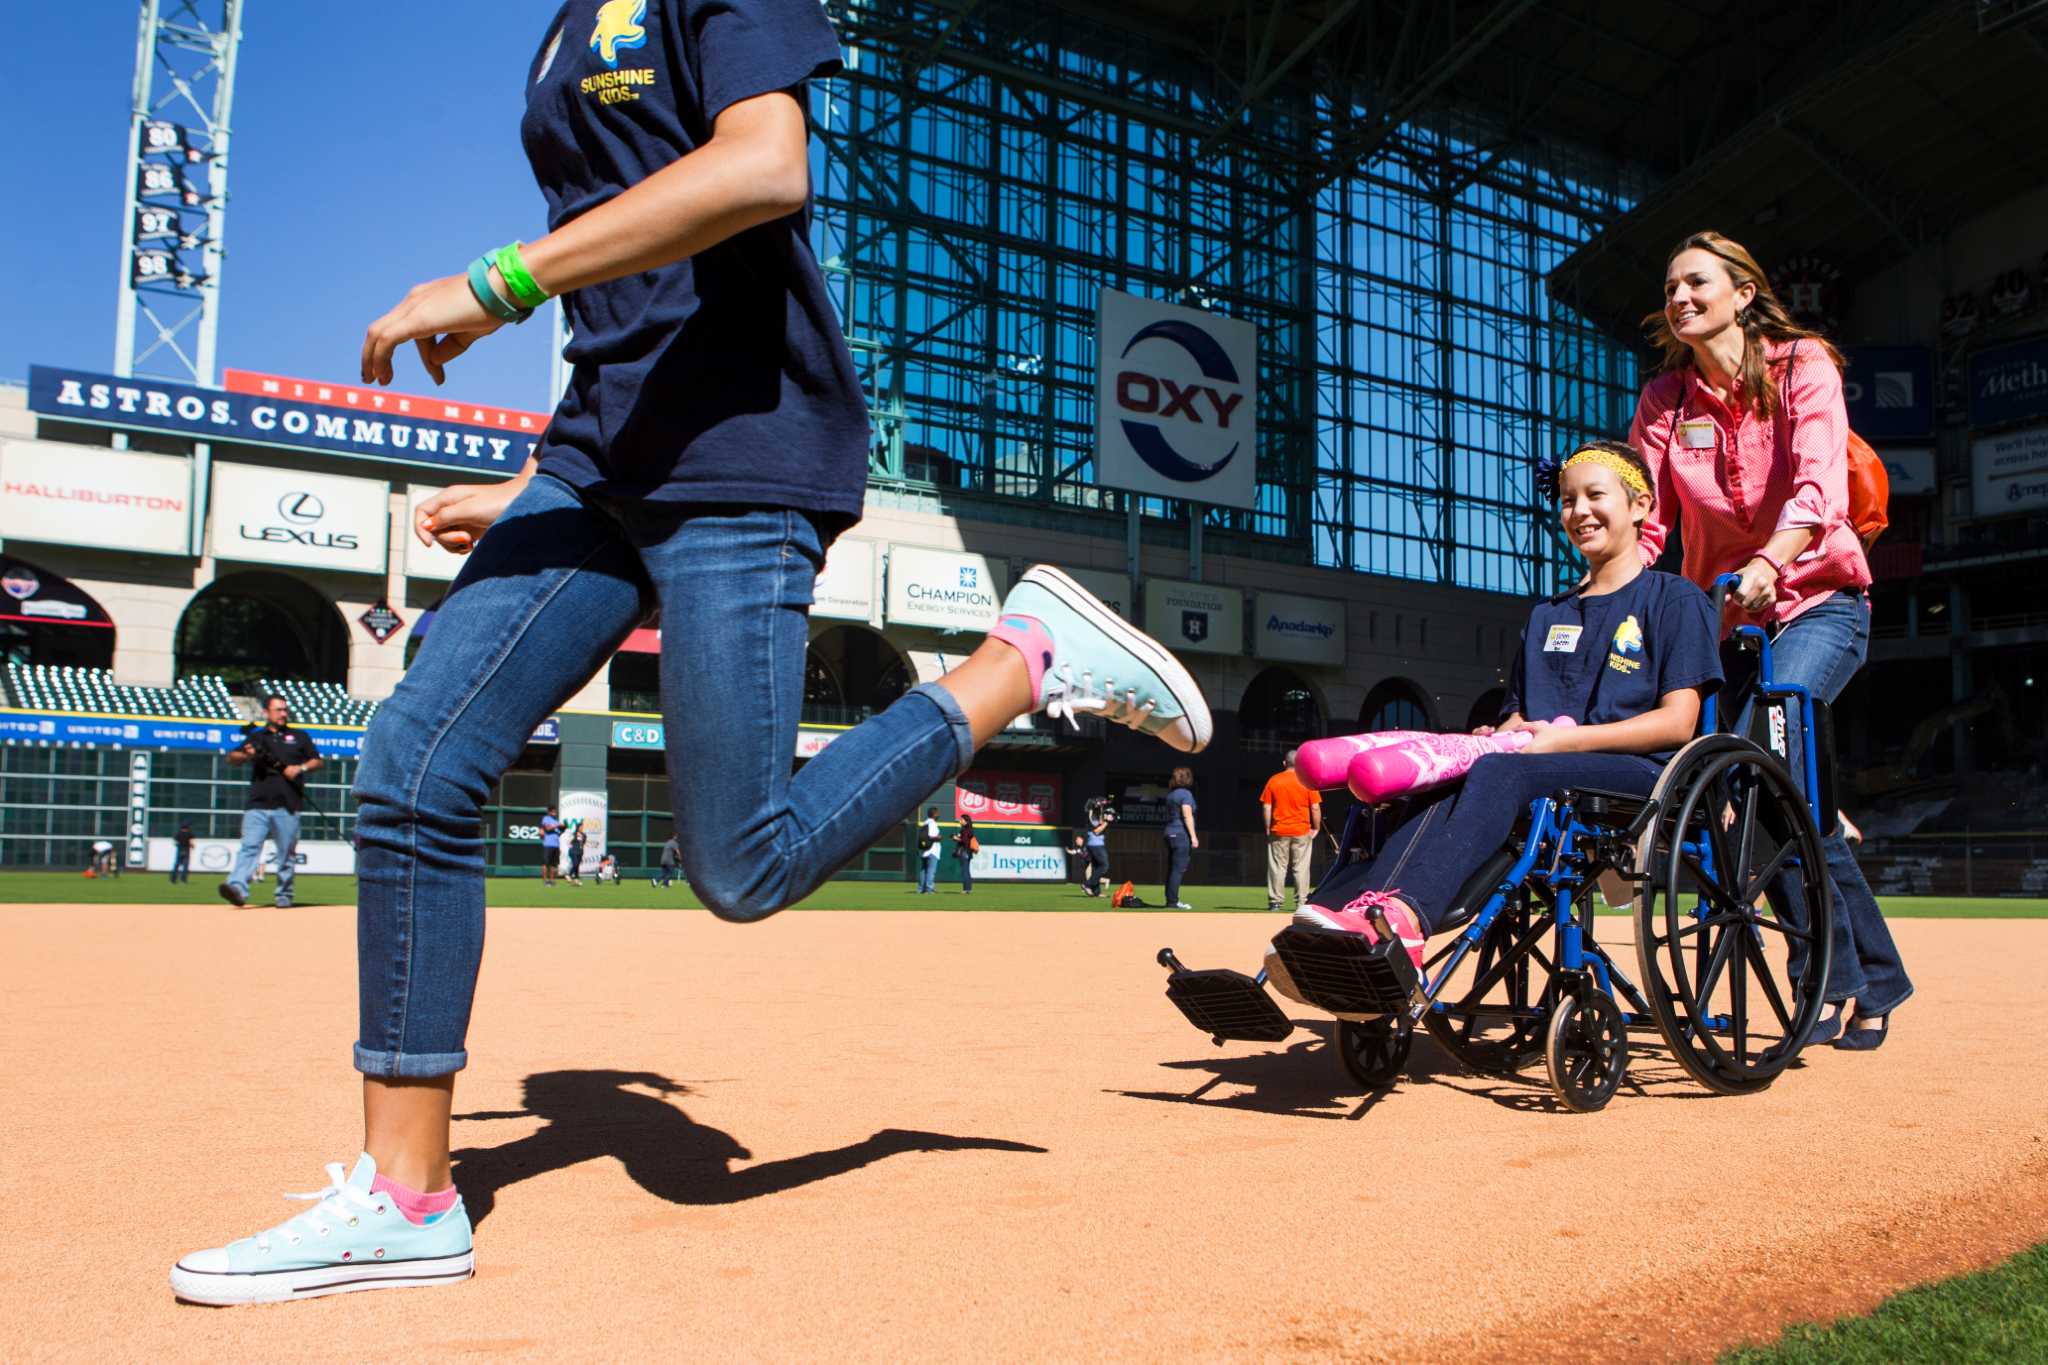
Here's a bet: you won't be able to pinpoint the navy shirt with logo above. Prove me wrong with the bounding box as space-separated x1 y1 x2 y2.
1502 570 1722 761
520 0 868 526
244 725 321 814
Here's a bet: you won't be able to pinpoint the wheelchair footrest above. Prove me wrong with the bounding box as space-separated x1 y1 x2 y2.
1163 967 1295 1043
1269 924 1419 1017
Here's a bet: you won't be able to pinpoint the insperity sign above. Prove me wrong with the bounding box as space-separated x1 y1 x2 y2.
1094 289 1259 510
27 365 537 476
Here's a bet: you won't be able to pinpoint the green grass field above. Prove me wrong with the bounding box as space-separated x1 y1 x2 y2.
2 870 2044 917
1724 1241 2048 1363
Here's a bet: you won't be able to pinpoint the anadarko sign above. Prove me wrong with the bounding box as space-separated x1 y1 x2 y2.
1253 590 1347 666
28 365 536 476
0 439 193 556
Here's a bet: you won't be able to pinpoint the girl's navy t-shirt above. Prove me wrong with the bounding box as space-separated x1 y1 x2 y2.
520 0 868 524
1502 569 1723 760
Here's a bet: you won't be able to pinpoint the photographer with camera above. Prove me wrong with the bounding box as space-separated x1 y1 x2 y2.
218 694 322 909
1070 797 1114 898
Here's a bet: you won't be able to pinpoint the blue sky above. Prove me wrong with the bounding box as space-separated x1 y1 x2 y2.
1 5 562 411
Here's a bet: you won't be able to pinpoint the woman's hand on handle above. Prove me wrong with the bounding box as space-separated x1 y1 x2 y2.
361 273 507 387
1733 558 1780 615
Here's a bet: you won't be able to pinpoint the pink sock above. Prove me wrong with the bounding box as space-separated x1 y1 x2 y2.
987 614 1055 699
371 1171 460 1226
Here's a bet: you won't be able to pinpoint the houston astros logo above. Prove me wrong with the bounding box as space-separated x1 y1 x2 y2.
591 0 648 67
1113 319 1246 484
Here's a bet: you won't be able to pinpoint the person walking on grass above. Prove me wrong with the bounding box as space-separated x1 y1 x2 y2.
954 814 978 895
917 807 941 894
169 0 1209 1306
566 824 587 885
539 806 562 886
1162 766 1197 910
1260 749 1321 912
170 821 194 885
218 694 321 911
656 834 681 888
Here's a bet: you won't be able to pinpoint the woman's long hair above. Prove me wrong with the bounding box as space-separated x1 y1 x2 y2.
1641 230 1845 419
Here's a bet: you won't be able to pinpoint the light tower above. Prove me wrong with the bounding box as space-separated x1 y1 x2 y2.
112 0 243 386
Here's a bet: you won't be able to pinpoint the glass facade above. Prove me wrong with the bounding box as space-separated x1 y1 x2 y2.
814 0 1644 597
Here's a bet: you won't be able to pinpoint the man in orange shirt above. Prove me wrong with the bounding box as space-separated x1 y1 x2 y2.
1260 749 1322 912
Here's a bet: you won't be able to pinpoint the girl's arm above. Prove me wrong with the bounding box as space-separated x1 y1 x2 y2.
362 92 812 386
1522 687 1703 756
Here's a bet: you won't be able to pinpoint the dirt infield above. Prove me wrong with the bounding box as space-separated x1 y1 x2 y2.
3 904 2044 1362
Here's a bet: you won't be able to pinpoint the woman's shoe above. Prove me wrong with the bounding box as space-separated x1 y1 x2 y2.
1833 1012 1889 1051
1806 1003 1844 1046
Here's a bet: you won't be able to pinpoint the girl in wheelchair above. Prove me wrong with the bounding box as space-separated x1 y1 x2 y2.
1286 440 1724 979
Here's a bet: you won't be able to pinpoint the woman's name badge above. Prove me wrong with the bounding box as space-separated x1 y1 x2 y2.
1677 418 1716 450
1544 624 1583 653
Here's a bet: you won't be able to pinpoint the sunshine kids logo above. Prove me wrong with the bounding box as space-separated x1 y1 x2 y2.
582 0 656 103
1607 614 1645 675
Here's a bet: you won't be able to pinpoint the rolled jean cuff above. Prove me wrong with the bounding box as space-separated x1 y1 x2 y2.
909 681 977 775
354 1043 468 1079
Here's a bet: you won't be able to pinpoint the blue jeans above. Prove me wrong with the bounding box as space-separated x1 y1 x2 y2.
229 807 299 903
1310 753 1662 934
917 854 937 893
959 849 974 892
1725 590 1912 1014
1163 835 1191 903
352 475 975 1078
170 846 190 883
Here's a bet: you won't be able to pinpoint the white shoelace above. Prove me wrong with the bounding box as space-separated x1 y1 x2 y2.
252 1163 387 1252
1042 664 1158 734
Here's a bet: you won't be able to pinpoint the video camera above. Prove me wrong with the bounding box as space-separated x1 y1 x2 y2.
1083 796 1116 826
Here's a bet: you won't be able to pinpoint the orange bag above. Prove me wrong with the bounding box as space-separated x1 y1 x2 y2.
1845 429 1889 550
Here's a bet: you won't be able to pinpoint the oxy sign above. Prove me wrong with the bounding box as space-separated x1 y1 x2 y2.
1095 288 1258 510
1254 591 1346 666
1143 578 1243 656
211 463 389 574
0 440 193 556
885 545 1007 631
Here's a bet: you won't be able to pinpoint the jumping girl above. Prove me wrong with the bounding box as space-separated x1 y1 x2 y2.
170 0 1208 1305
1286 440 1722 969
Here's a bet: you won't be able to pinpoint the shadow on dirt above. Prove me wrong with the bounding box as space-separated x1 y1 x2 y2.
1108 1020 1464 1121
451 1068 1045 1225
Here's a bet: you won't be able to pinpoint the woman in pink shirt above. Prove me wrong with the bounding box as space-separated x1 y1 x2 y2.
1628 230 1909 1051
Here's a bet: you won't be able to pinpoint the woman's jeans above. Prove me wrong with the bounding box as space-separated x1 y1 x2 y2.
229 807 300 903
1310 753 1661 934
1724 590 1912 1014
1083 844 1109 894
1163 836 1191 903
959 848 974 892
352 475 975 1078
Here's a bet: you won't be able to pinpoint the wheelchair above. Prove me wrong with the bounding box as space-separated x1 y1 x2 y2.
1155 575 1839 1112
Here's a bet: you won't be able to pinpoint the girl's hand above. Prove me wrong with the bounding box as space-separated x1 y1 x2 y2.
416 476 528 554
1734 558 1779 615
362 273 507 386
1471 724 1495 737
1520 724 1573 755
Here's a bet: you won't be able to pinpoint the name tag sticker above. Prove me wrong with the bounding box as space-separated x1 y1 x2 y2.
1677 418 1716 450
1543 624 1583 653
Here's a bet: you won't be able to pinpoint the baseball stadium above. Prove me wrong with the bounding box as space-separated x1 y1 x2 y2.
4 1 2047 1359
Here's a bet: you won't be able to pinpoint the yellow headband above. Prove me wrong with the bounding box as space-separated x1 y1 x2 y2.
1562 448 1649 498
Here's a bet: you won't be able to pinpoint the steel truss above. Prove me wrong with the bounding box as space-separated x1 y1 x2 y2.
815 0 1642 595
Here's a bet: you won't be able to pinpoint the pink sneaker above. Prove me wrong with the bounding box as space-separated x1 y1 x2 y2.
1294 890 1426 971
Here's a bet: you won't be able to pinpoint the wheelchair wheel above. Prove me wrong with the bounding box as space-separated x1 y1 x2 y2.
1423 887 1557 1076
1633 735 1833 1095
1544 984 1627 1113
1336 1017 1411 1089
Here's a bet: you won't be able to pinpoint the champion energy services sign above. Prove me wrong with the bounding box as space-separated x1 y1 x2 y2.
1094 289 1258 510
885 545 1007 631
0 440 192 556
28 365 538 476
1253 591 1346 666
210 463 390 575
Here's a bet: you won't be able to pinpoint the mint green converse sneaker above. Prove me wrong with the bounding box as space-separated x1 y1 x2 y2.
169 1154 473 1305
991 565 1213 752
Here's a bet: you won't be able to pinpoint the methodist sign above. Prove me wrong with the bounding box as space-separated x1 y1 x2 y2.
1253 591 1347 666
1968 337 2048 430
1971 425 2048 517
211 463 390 574
885 544 1007 630
1143 577 1243 655
0 439 192 556
1095 289 1259 510
27 365 538 477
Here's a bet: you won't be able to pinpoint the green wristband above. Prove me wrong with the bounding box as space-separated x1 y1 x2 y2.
466 255 531 324
492 241 551 310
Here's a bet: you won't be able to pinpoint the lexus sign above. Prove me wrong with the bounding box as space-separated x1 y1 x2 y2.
1095 288 1259 510
210 463 389 574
